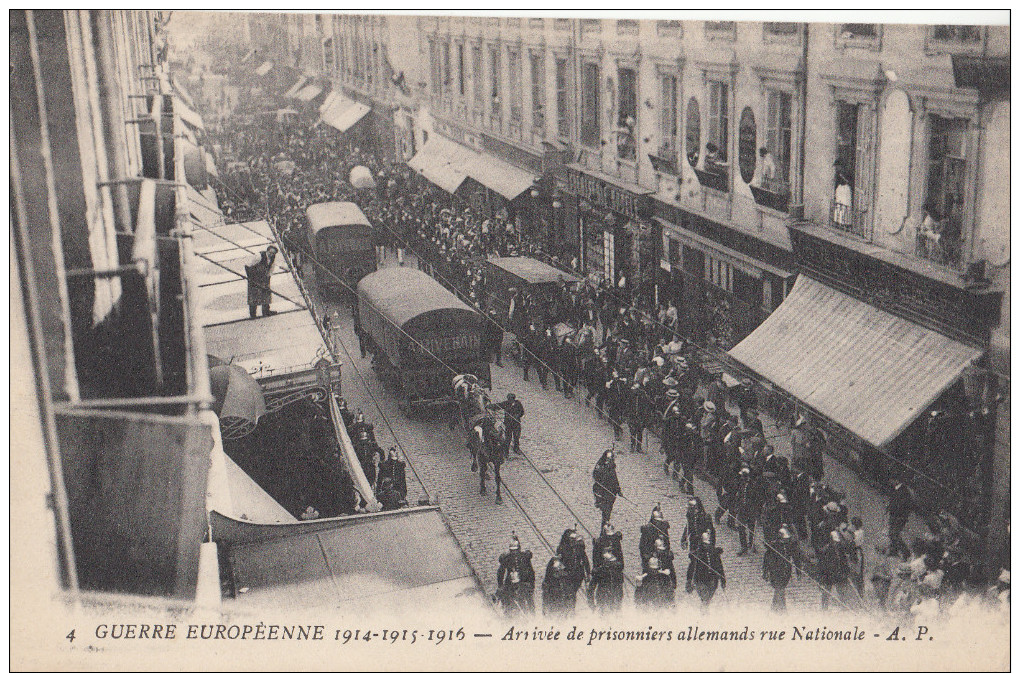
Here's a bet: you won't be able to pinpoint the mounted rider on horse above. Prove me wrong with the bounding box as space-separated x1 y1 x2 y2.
452 374 508 504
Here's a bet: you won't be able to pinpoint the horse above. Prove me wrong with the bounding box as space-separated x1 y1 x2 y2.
452 374 507 504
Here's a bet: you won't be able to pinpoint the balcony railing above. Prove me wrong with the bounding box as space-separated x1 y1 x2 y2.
830 202 872 240
915 227 963 269
692 165 729 193
749 176 790 212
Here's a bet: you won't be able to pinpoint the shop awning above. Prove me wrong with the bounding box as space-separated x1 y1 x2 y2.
463 152 535 200
184 184 225 229
728 275 983 447
406 135 473 194
294 84 322 102
319 92 370 134
284 75 308 99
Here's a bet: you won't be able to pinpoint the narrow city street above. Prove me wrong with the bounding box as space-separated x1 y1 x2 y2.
300 252 881 612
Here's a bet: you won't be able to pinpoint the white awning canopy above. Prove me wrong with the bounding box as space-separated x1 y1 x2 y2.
294 84 322 102
407 135 474 194
728 275 983 447
319 93 370 134
463 152 535 200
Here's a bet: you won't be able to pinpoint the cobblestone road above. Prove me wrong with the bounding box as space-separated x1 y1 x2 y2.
299 252 914 615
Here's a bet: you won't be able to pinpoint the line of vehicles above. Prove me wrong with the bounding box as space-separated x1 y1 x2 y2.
303 200 578 413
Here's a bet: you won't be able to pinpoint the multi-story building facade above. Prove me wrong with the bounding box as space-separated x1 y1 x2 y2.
12 10 220 601
239 11 1008 565
316 14 1009 561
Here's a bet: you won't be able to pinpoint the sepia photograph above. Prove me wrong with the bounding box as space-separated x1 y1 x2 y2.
9 8 1011 671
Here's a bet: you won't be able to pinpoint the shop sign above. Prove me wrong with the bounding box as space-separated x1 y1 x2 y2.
566 168 648 220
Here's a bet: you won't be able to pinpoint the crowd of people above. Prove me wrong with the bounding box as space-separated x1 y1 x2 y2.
207 108 1006 619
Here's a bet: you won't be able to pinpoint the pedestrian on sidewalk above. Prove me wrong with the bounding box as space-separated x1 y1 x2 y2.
495 393 524 455
593 449 622 527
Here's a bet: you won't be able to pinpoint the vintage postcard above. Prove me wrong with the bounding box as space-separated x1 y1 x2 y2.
10 8 1010 671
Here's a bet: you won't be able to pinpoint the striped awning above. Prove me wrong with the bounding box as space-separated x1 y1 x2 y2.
728 275 982 447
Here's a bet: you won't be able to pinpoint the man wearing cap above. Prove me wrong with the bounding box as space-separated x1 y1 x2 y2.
495 393 525 455
660 392 684 476
686 531 726 609
245 245 278 318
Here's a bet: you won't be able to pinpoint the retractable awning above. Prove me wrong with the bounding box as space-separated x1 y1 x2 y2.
728 275 983 447
319 92 370 133
294 84 322 102
463 152 535 200
284 76 308 99
406 135 473 194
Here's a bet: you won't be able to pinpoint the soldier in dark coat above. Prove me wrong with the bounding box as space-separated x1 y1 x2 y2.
376 478 403 511
592 522 624 570
560 335 579 399
763 525 802 612
593 449 622 527
681 496 716 551
736 466 766 556
635 555 674 609
496 534 535 615
588 551 624 613
377 448 408 503
556 528 591 613
817 529 854 611
626 382 647 453
541 556 572 617
686 531 726 608
483 308 504 367
761 491 795 545
677 419 702 496
660 391 684 476
495 393 525 455
605 371 628 441
245 245 277 318
639 505 671 567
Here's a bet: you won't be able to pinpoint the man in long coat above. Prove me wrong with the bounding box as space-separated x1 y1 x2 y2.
245 245 278 318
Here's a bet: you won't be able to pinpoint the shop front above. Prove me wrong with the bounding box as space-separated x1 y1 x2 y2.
564 164 654 301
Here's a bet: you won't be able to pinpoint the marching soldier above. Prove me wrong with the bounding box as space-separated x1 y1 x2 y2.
593 449 623 527
556 528 591 614
639 504 671 567
635 555 674 609
588 551 624 613
736 466 766 556
496 533 535 615
763 524 802 612
542 556 572 617
681 496 716 551
626 382 647 453
660 390 683 476
592 522 624 571
686 531 726 609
